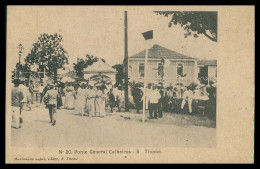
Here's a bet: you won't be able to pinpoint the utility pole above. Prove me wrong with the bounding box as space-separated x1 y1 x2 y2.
124 11 129 112
17 44 24 79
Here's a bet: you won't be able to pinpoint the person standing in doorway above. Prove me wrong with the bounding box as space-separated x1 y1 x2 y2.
43 83 59 126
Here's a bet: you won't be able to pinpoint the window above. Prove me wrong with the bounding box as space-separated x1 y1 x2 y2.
177 63 184 77
157 62 164 78
139 63 144 78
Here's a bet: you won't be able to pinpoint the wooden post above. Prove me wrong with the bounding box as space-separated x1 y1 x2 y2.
124 11 129 112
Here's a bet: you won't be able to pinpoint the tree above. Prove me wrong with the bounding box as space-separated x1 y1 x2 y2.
112 64 125 90
154 11 217 42
25 33 69 82
73 54 105 78
15 62 31 80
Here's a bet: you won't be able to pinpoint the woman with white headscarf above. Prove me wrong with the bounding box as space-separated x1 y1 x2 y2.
65 83 75 110
86 83 96 117
74 82 86 116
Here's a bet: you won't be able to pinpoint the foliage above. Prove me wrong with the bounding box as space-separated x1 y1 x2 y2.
73 54 105 78
112 64 125 89
154 11 217 42
16 62 31 73
13 62 31 80
25 33 69 82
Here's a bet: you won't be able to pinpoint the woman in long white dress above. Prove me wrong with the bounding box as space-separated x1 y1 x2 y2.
86 86 96 117
74 83 86 116
94 87 102 117
99 87 106 117
65 84 75 110
64 84 69 109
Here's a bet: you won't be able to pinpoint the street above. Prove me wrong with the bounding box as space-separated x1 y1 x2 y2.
11 103 216 148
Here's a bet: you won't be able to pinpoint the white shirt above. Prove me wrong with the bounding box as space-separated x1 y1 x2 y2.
39 86 44 93
113 88 123 99
182 90 193 100
18 84 29 102
149 89 161 104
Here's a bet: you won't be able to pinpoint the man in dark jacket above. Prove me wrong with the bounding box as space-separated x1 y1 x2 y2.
206 81 217 118
108 88 115 113
43 83 58 126
132 86 143 114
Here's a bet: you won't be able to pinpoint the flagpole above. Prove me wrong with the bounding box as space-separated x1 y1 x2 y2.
142 47 148 122
141 30 153 123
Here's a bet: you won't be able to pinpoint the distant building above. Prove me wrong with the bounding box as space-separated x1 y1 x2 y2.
128 44 198 86
57 63 73 75
197 60 217 85
83 60 117 84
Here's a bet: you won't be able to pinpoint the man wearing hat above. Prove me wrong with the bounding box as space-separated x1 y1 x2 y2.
132 84 143 114
11 79 24 129
43 83 59 126
206 80 216 117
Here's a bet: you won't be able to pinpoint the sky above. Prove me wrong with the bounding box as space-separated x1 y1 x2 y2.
7 6 217 71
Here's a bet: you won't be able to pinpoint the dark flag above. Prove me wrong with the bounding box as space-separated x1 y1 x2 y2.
142 30 153 40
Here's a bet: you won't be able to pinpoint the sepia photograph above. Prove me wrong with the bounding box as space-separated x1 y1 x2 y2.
6 6 254 163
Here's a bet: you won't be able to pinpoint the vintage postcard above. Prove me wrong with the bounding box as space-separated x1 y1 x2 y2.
6 6 254 163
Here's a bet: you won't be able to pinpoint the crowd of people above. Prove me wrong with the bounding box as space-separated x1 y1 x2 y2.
131 81 217 119
11 77 216 129
11 78 125 128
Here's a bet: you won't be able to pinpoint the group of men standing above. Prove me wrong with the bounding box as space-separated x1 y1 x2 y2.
131 84 163 119
131 81 217 119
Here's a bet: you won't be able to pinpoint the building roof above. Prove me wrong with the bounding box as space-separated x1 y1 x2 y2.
83 60 117 74
129 44 195 60
197 60 217 66
57 70 78 79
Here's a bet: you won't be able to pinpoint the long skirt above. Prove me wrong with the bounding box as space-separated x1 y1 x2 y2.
64 93 68 109
100 98 106 116
11 106 21 128
65 92 74 109
75 96 85 115
86 98 95 117
94 98 101 116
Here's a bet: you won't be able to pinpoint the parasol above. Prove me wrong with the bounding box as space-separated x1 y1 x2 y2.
89 74 110 81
